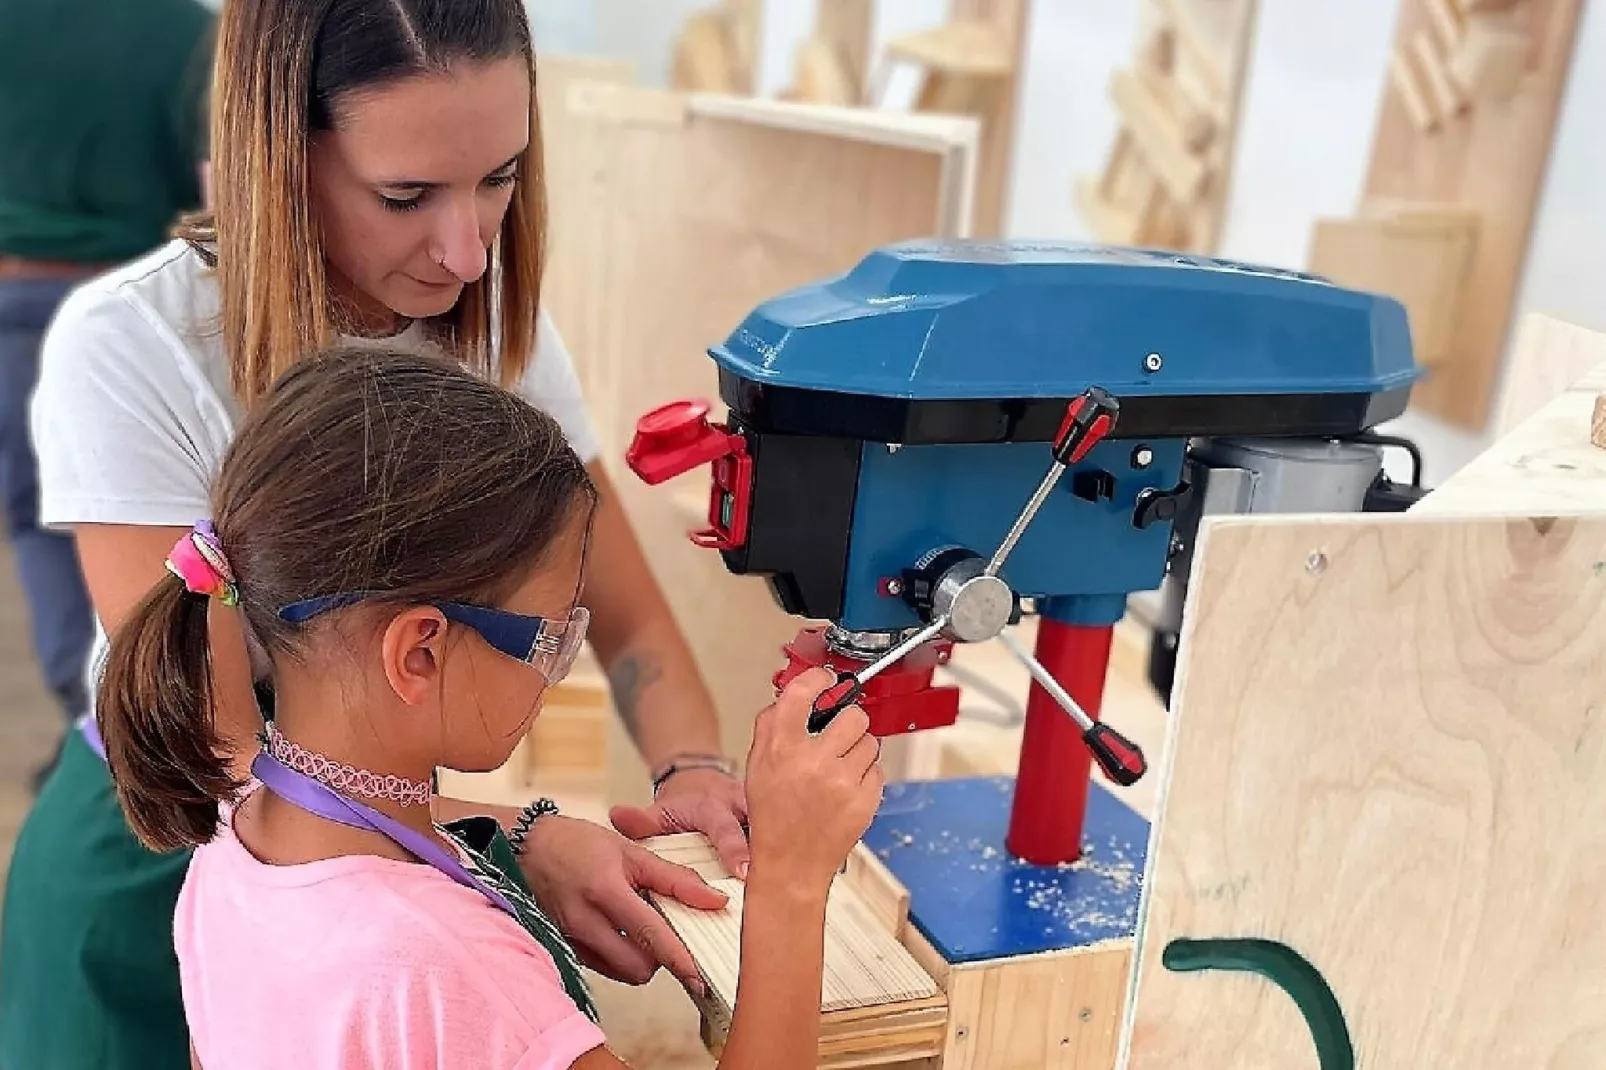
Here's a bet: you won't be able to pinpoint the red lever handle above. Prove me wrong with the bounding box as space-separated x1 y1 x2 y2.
625 400 743 485
1083 723 1147 785
1052 387 1120 466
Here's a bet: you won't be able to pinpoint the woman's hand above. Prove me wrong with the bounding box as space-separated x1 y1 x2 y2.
742 668 885 897
609 767 752 879
516 814 728 992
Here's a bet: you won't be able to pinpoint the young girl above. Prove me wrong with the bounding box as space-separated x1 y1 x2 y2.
99 347 885 1070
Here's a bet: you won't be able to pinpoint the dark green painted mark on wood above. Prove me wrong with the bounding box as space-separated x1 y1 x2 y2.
1163 938 1355 1070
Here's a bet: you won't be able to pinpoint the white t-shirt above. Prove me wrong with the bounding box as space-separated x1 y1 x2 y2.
30 239 602 695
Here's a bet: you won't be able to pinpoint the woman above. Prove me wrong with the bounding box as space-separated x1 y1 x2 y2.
1 1 753 1066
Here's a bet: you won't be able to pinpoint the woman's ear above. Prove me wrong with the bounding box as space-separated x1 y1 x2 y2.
380 607 447 706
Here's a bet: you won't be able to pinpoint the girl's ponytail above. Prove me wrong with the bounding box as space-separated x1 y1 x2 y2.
97 531 241 853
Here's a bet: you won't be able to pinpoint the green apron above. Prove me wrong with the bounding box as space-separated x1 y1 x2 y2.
0 730 596 1067
0 727 192 1069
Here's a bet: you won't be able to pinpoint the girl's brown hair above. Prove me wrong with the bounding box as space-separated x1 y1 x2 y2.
98 348 595 853
176 0 547 405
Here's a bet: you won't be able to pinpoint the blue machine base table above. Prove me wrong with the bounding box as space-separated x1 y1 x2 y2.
863 776 1150 965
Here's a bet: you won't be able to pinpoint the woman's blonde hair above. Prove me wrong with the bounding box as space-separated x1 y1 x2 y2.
175 0 546 406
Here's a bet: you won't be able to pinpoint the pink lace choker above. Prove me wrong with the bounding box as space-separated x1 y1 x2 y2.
263 721 433 808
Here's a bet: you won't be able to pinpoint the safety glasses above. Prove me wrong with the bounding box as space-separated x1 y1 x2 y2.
279 594 590 686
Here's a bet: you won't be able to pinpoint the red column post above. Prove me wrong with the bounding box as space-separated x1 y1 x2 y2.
1004 620 1114 866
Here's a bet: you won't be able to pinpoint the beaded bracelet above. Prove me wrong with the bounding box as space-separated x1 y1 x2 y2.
508 797 561 856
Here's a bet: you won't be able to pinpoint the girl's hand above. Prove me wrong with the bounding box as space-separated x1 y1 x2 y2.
742 668 886 897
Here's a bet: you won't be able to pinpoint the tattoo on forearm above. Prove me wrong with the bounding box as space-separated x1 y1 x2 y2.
608 653 664 742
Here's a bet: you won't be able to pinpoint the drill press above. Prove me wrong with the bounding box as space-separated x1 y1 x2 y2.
626 239 1421 967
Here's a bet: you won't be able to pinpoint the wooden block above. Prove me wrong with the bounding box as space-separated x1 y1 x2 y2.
1455 0 1521 11
792 37 860 106
1117 510 1606 1070
943 943 1132 1069
1450 15 1531 101
1590 394 1606 449
1108 67 1209 205
1309 207 1479 366
883 21 1014 78
1388 46 1441 132
1074 174 1143 245
1138 23 1176 75
1150 0 1227 100
1412 29 1470 115
671 12 740 94
1426 0 1466 48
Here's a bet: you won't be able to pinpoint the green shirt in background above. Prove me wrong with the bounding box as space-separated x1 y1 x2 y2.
0 0 215 264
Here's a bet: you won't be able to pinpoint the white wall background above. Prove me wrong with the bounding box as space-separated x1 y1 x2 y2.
539 0 1606 483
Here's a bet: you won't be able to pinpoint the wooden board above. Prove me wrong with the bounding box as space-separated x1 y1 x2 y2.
1308 204 1479 368
657 877 940 1014
1116 512 1606 1067
645 833 947 1067
1351 0 1583 430
539 84 977 809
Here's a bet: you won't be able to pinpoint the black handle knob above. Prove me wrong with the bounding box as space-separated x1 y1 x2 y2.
806 672 863 734
1084 723 1147 786
1133 480 1194 530
1052 387 1120 466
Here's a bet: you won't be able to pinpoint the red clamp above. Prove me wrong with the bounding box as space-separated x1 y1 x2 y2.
772 626 960 737
625 400 754 551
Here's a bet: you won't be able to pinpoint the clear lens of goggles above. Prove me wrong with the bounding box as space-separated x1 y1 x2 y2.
530 606 589 685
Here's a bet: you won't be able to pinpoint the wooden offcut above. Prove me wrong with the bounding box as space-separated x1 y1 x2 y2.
1116 318 1606 1070
1450 14 1532 101
1331 0 1583 430
670 0 761 95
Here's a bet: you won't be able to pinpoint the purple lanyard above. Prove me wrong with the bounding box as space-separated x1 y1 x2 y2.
250 750 521 919
76 716 515 919
78 714 107 761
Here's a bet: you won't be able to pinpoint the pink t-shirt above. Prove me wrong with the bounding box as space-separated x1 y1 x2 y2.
175 796 608 1069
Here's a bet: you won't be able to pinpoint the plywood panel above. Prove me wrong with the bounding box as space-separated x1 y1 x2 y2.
541 84 976 807
1116 512 1606 1070
1358 0 1584 430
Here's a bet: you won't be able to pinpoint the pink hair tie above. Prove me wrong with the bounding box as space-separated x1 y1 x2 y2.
165 520 239 607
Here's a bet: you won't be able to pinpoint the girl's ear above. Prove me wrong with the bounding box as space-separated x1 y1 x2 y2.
380 607 448 706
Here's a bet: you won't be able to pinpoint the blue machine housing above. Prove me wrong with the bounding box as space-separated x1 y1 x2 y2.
713 240 1418 431
699 240 1422 631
